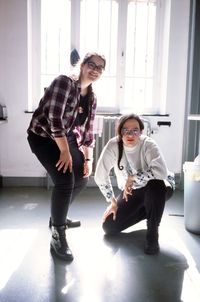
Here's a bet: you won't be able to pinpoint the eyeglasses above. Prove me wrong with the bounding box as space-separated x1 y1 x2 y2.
121 128 141 136
87 61 105 73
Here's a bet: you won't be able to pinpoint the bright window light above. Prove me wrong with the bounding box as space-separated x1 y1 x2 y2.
41 0 71 94
38 0 162 114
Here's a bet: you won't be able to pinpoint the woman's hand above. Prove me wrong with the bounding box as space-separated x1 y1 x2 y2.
102 198 118 222
56 150 72 173
123 176 134 202
83 160 93 177
82 146 93 177
54 137 72 173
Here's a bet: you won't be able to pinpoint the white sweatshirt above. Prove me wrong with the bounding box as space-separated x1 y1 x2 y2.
94 135 175 202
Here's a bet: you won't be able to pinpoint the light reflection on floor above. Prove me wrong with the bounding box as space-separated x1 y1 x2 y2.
161 228 200 302
63 228 120 300
0 229 38 290
0 225 199 301
157 221 200 302
0 188 199 302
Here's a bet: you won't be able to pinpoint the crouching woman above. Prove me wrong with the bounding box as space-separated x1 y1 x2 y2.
94 114 175 255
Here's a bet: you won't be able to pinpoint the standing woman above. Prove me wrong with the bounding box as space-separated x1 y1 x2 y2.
94 114 175 255
27 52 106 261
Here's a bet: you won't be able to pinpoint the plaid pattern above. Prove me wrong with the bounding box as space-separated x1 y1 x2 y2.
27 75 97 147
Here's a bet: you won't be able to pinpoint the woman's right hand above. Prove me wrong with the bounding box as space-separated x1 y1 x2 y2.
102 198 118 222
123 176 134 202
54 136 72 173
55 150 72 173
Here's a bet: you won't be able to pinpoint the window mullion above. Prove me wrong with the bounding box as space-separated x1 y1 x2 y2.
144 1 150 106
117 0 128 112
71 0 80 52
28 0 41 111
153 0 167 113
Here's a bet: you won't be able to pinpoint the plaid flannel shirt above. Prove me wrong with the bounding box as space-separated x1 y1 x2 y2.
28 75 97 147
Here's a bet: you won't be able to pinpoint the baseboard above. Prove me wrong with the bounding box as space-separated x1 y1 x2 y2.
2 176 47 187
46 174 117 189
1 175 116 189
1 173 182 190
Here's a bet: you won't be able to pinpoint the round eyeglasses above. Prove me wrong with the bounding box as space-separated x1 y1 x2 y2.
121 128 141 136
87 61 105 73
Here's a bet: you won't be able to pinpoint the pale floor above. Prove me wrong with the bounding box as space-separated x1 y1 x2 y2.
0 187 200 302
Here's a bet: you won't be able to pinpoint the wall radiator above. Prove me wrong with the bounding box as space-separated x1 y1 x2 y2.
92 116 119 176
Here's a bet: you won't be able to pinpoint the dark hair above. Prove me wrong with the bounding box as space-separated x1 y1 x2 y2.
117 114 144 170
82 52 106 68
73 52 105 146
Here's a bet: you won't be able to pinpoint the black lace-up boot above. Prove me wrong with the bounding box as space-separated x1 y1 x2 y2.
49 217 81 229
50 226 74 261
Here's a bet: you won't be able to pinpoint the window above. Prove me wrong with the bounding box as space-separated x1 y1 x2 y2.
79 0 118 112
29 0 167 114
124 0 157 113
41 0 71 93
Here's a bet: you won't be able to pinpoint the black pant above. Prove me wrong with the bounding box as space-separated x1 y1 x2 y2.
27 131 88 226
103 179 173 235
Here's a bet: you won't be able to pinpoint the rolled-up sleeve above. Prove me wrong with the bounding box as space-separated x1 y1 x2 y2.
47 76 72 137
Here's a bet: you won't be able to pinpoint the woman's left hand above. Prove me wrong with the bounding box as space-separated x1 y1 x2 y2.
83 161 93 177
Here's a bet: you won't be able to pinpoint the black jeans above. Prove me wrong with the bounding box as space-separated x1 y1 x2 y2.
27 131 88 226
103 179 173 235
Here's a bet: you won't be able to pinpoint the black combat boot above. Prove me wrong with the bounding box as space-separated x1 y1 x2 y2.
144 227 159 255
49 217 81 229
50 226 74 261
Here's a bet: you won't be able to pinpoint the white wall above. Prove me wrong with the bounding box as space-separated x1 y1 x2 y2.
149 0 190 173
0 0 45 177
0 0 190 180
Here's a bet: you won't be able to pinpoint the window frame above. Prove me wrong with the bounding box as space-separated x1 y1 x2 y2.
28 0 169 115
